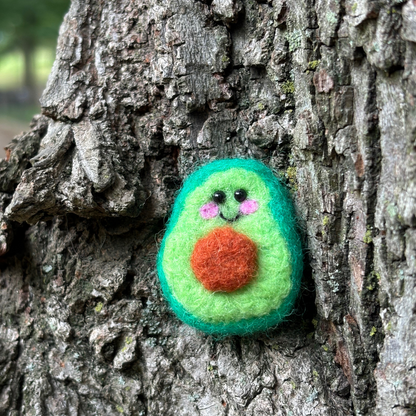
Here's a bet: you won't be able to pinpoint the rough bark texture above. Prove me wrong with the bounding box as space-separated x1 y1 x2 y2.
0 0 415 414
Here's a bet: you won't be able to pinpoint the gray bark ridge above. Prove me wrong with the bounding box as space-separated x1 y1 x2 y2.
0 0 415 415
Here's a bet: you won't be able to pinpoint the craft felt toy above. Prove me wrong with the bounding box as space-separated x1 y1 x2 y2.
157 159 303 336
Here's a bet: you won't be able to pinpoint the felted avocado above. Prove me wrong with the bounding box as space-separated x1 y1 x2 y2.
157 159 303 336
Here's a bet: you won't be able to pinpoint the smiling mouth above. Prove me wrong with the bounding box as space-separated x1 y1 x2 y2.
219 212 240 222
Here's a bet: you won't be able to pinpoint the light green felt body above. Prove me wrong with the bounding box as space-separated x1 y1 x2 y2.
157 159 303 336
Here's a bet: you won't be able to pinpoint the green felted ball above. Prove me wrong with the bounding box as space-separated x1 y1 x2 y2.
157 159 303 336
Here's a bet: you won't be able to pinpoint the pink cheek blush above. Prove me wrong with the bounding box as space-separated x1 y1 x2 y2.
200 202 219 219
239 199 259 215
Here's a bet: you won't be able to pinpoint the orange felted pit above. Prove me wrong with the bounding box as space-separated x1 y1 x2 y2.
190 227 258 292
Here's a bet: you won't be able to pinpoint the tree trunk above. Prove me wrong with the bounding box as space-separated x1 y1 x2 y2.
0 0 414 414
22 42 38 106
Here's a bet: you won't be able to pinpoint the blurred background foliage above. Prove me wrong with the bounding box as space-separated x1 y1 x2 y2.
0 0 70 148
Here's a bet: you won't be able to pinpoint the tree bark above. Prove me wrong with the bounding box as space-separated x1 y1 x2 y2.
0 0 414 414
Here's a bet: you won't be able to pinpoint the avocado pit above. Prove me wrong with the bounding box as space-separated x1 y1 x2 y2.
190 227 258 292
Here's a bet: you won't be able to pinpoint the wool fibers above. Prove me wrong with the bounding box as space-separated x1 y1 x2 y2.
157 159 303 336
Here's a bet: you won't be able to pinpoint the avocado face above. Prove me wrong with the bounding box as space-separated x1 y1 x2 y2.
157 159 303 336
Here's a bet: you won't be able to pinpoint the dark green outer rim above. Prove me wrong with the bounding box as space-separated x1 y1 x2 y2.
157 159 303 337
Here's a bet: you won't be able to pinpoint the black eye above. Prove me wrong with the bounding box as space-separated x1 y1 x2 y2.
212 190 226 204
234 189 247 203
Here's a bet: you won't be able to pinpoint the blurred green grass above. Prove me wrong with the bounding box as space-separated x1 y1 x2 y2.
0 105 41 123
0 46 54 125
0 52 23 90
0 47 55 91
0 0 69 147
0 48 54 147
